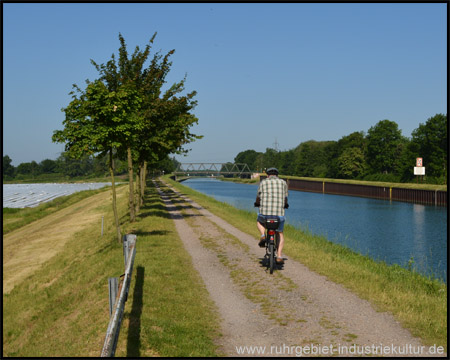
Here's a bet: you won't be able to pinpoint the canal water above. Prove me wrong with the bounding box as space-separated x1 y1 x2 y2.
182 178 447 283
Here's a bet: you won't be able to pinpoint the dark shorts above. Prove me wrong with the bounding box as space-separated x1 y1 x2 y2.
257 214 285 232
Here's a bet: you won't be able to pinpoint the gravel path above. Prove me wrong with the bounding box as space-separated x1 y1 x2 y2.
156 180 444 357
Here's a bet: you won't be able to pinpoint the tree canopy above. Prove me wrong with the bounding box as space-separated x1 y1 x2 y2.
232 114 447 184
52 32 202 230
366 119 404 174
410 113 447 178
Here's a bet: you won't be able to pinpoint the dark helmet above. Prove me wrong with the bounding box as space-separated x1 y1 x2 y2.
266 167 279 176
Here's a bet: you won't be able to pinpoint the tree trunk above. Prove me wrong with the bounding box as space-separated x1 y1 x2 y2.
127 147 135 222
109 149 121 243
140 161 147 206
135 167 141 214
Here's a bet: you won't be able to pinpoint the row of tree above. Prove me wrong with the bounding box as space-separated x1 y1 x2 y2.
5 114 446 185
234 114 447 184
2 153 179 180
50 33 200 242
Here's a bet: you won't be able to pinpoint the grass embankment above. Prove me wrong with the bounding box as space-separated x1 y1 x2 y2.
219 177 259 184
221 174 446 191
164 175 447 350
3 181 221 357
282 175 447 191
199 174 446 191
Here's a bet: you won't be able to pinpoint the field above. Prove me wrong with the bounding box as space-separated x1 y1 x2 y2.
3 182 118 208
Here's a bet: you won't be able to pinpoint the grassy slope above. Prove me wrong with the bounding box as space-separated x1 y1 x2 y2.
282 175 447 191
165 176 447 350
3 181 221 357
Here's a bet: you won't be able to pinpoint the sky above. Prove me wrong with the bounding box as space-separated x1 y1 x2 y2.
3 2 447 166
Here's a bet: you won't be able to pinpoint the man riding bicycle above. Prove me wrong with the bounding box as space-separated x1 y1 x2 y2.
254 167 289 265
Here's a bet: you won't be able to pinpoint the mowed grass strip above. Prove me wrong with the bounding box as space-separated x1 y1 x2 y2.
164 176 447 350
116 181 221 357
3 181 221 357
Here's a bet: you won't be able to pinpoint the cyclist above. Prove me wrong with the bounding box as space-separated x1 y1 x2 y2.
254 167 289 265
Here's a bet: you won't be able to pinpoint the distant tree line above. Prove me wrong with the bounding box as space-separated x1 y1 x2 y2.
2 153 179 181
234 114 447 184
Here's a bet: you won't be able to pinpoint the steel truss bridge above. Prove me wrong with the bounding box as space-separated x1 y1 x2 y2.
174 163 252 177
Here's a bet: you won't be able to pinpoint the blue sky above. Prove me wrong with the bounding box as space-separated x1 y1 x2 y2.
3 3 447 166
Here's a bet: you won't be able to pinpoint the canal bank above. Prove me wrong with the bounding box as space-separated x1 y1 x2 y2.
164 176 447 351
261 176 447 207
176 176 447 283
173 175 447 206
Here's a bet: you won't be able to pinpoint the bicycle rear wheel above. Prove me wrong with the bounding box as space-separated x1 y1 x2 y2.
269 242 275 274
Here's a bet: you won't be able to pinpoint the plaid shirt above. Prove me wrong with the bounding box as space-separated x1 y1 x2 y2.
257 176 288 216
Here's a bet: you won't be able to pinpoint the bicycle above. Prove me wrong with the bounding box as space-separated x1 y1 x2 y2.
262 216 281 274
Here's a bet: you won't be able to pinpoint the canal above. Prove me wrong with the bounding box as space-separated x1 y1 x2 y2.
181 177 447 283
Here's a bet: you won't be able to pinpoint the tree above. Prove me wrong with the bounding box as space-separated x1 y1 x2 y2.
331 131 367 179
293 140 334 177
338 147 366 178
338 131 366 149
54 32 202 236
40 159 58 173
91 34 153 222
3 155 15 178
396 138 415 182
254 153 265 173
262 148 282 171
91 33 201 220
366 120 403 174
62 154 94 177
30 161 40 177
410 113 447 181
134 76 201 209
92 154 110 176
279 149 296 175
154 156 178 174
53 79 141 242
16 162 30 175
234 149 262 171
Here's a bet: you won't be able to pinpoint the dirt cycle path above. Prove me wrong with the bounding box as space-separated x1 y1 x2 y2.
3 186 128 294
156 179 441 357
